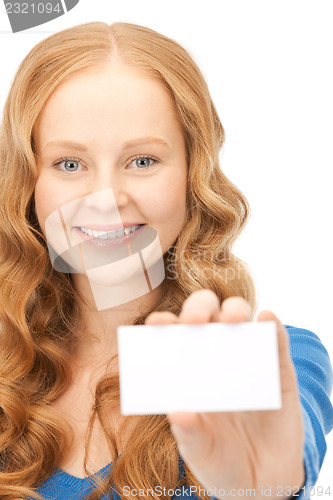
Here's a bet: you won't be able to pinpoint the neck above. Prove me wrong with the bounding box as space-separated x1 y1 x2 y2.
69 273 163 372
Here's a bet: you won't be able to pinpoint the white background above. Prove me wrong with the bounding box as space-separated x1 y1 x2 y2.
0 1 332 496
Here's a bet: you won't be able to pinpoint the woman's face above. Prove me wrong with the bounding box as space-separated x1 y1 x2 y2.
33 64 188 266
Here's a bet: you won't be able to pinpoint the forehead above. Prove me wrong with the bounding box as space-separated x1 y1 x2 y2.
34 64 182 150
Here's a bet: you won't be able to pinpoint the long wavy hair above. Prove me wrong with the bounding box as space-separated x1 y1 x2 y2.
0 21 258 499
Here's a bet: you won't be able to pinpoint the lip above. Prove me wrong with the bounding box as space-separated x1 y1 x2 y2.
73 223 145 231
73 224 146 248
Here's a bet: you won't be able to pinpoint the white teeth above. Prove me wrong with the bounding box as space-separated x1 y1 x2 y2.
78 225 141 239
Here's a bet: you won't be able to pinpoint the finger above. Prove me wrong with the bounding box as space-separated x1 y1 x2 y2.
256 309 298 395
167 411 212 466
178 289 220 323
218 296 252 323
145 311 179 325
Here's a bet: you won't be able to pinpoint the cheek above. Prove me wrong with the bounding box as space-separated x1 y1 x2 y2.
142 177 187 230
34 177 67 232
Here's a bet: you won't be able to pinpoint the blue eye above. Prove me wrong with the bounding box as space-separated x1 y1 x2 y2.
129 156 157 169
64 160 79 171
52 157 83 173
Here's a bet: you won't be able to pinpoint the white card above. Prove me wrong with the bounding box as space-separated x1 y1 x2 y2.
117 320 281 415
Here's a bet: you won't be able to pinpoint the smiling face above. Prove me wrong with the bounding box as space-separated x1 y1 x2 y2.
33 63 188 266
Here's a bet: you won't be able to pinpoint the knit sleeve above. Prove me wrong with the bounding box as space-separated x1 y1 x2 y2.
284 325 333 500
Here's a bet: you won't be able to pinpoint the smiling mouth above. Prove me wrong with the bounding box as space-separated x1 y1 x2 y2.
74 224 145 240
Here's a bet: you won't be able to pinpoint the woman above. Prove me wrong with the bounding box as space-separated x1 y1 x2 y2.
0 22 331 500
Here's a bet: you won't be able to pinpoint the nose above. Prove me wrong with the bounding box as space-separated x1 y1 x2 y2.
83 169 129 213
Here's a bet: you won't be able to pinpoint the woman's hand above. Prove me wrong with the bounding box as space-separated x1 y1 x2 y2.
145 290 305 500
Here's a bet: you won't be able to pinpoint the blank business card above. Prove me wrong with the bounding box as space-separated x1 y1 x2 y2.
117 320 281 415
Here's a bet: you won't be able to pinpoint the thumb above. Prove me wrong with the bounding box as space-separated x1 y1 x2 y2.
256 309 298 396
167 412 211 464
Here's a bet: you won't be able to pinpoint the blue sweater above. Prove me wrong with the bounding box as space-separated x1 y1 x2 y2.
30 325 333 500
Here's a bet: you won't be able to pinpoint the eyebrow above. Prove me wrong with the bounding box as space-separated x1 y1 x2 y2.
43 136 171 152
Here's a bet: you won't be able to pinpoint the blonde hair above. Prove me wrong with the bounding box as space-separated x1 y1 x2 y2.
0 22 258 499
